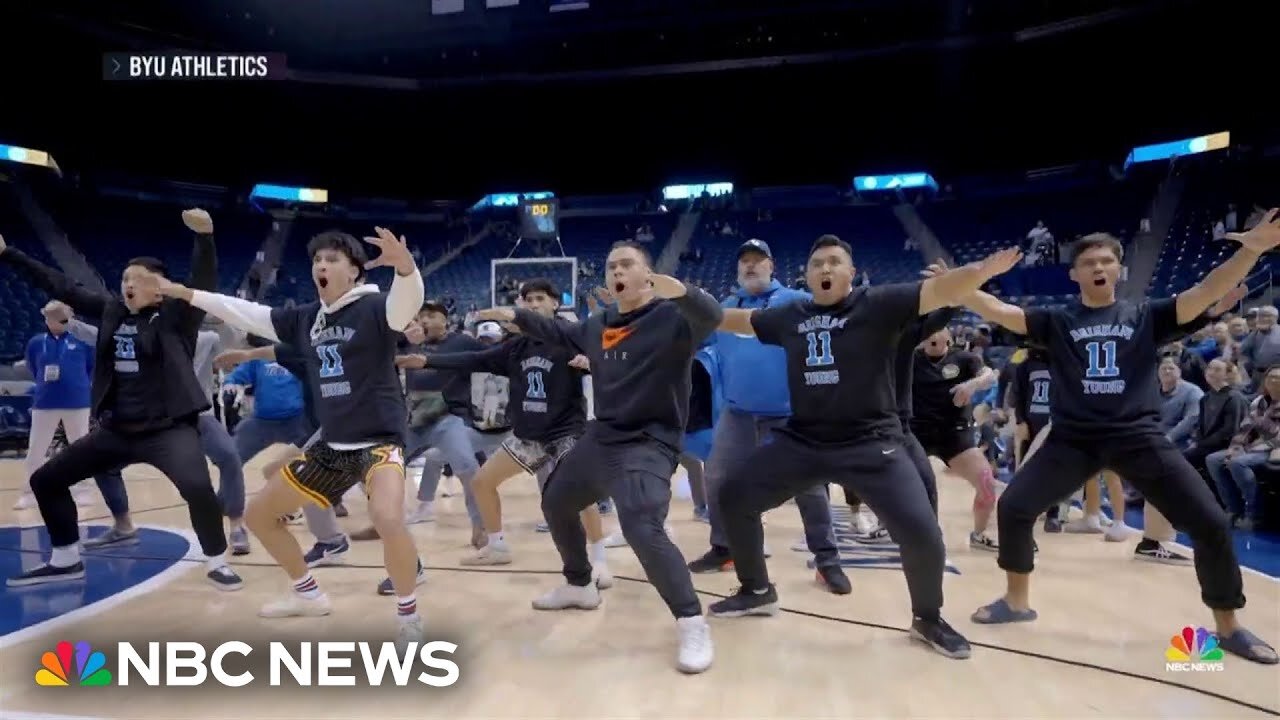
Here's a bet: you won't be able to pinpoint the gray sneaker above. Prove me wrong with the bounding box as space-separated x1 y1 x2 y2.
82 527 139 549
229 527 251 556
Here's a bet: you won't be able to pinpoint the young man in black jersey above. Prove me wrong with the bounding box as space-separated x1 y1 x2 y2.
2 210 243 591
964 221 1279 665
402 280 610 577
910 327 1001 549
476 241 722 674
147 228 427 649
708 235 1022 659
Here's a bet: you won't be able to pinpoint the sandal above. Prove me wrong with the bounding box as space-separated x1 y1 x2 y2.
971 598 1038 625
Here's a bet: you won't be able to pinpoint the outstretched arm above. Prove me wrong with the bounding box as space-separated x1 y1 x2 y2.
177 209 218 337
66 318 99 345
650 276 724 343
719 309 757 335
404 343 511 376
158 281 281 343
477 307 588 355
918 247 1022 315
0 235 112 319
213 345 276 372
1175 211 1280 324
964 291 1028 335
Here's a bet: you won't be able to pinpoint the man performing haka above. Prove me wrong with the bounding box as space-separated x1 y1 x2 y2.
146 228 427 648
709 234 1022 659
401 279 610 582
965 222 1278 665
2 210 242 590
476 240 722 674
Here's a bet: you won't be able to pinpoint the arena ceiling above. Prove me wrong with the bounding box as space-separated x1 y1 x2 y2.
0 0 1263 200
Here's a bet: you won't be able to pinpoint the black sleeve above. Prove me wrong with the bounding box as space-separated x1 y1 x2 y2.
1024 308 1056 347
426 342 513 376
269 306 308 347
177 232 218 338
513 308 588 355
919 307 959 339
749 306 790 347
272 342 308 379
0 248 112 319
870 282 923 330
1007 362 1028 421
957 351 985 382
1148 298 1182 347
1202 392 1249 448
671 286 724 346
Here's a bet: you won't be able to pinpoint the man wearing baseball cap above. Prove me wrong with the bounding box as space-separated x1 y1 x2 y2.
687 239 850 595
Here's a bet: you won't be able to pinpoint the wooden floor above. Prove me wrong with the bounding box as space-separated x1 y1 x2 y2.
0 450 1276 720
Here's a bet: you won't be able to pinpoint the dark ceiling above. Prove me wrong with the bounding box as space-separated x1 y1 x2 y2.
0 0 1263 201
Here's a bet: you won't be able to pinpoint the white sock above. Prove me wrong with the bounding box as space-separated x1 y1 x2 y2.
589 540 607 565
205 554 227 572
487 532 506 548
292 574 322 599
50 544 80 568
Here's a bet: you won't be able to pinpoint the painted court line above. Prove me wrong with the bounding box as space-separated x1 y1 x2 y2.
0 524 200 651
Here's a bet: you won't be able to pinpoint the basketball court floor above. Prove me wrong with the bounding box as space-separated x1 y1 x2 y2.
0 451 1276 719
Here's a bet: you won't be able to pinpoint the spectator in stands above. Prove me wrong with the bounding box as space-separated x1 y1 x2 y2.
1188 324 1221 362
1162 339 1208 391
1239 306 1280 389
1159 358 1204 449
1206 365 1280 531
1183 358 1249 493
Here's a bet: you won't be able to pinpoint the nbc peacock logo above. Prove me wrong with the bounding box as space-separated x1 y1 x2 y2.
35 641 113 687
1164 626 1226 672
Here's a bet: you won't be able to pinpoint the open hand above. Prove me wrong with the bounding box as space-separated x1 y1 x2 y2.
975 247 1022 280
569 354 590 370
182 208 213 234
476 307 516 323
403 320 426 345
920 258 950 279
1225 209 1280 254
363 227 416 275
650 274 688 299
395 354 428 369
951 380 977 407
135 271 181 298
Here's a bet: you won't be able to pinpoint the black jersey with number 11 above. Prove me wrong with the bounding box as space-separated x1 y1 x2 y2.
751 283 922 444
1025 298 1184 437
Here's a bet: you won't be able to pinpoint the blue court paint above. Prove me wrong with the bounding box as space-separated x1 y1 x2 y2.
808 507 962 574
0 525 196 646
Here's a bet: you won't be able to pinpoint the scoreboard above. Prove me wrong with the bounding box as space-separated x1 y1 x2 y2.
519 198 559 239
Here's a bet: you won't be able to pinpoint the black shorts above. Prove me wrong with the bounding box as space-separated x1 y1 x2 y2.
282 441 405 507
913 426 976 463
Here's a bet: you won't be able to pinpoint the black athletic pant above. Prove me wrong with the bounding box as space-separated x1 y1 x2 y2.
542 424 702 618
719 430 945 618
31 420 228 556
903 430 939 516
1000 429 1243 610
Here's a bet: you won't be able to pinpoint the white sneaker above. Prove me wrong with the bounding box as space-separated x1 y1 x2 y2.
676 616 713 674
259 593 332 618
603 531 628 548
405 501 435 525
460 544 512 566
853 507 877 535
396 616 424 654
592 563 614 590
1063 516 1103 534
1104 523 1134 543
532 583 601 611
12 492 34 510
73 484 95 506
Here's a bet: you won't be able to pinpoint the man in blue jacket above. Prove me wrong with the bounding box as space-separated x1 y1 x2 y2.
686 239 850 594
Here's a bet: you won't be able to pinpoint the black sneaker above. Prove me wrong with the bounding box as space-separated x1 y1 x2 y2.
377 560 426 595
909 615 971 659
708 584 780 618
854 526 893 545
7 562 86 588
82 527 140 549
1043 517 1062 533
304 538 350 567
1133 538 1192 566
207 566 243 591
687 549 734 574
816 565 852 595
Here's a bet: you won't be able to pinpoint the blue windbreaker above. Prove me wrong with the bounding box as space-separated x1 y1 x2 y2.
26 331 93 410
684 344 724 462
712 280 810 416
224 359 305 421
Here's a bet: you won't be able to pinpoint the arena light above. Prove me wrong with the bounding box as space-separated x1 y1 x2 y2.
250 183 329 204
1124 132 1230 169
662 183 733 201
0 143 56 170
853 173 938 192
471 192 555 210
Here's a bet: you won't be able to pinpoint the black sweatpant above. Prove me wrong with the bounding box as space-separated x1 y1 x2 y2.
31 420 228 556
903 431 939 515
999 429 1243 610
541 424 702 619
718 429 945 617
